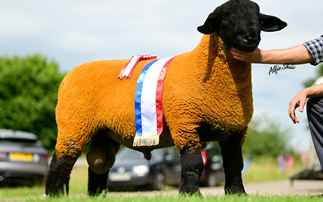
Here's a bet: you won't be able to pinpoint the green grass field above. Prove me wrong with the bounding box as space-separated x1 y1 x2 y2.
0 157 318 202
1 192 322 202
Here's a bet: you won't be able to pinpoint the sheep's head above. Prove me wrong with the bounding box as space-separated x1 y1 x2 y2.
198 0 287 52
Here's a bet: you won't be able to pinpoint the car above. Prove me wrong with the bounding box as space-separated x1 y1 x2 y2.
200 144 225 187
0 129 48 186
108 146 181 191
107 144 224 190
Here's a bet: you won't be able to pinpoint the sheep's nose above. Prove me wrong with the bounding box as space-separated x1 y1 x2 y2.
243 35 258 44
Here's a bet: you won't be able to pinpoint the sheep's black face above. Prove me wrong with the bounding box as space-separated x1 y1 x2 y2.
198 0 287 52
219 0 261 52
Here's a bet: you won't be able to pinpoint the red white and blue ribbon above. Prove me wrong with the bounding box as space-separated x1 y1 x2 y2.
133 56 176 146
118 54 157 79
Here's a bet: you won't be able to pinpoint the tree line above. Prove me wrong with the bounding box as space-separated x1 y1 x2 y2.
0 54 65 149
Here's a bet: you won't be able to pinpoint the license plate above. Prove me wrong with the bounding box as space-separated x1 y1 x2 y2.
10 153 33 162
109 173 131 181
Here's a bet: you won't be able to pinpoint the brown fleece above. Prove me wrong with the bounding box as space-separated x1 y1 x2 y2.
54 32 253 158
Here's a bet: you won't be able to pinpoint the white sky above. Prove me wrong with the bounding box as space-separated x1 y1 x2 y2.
1 0 322 152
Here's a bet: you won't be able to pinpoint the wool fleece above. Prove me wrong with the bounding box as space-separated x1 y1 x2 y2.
54 32 253 158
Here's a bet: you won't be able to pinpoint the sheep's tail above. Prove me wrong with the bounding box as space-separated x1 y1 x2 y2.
133 135 160 147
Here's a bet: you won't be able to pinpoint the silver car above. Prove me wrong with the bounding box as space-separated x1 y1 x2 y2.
0 129 48 186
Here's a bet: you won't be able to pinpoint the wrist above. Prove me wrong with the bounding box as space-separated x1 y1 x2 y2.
258 49 265 63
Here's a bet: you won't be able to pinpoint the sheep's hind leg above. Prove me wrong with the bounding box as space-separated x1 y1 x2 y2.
87 131 121 196
46 128 88 197
88 167 109 196
219 131 246 195
178 148 204 195
46 150 81 197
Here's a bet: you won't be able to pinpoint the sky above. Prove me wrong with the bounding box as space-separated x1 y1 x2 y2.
0 0 322 152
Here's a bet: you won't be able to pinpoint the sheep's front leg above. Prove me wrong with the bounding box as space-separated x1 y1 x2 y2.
179 148 204 195
219 131 246 195
169 118 204 195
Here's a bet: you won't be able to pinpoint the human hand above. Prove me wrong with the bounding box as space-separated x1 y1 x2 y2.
288 89 308 124
230 47 262 63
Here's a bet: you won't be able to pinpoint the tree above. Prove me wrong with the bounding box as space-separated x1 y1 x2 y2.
303 63 323 88
0 54 66 149
243 117 293 157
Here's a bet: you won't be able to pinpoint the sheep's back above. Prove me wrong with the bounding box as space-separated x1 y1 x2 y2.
55 59 154 139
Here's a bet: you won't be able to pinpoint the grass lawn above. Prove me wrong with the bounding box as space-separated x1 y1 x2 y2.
0 156 315 201
1 192 322 202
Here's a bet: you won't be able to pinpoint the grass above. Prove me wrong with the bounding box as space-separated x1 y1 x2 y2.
0 157 314 201
0 166 89 200
242 157 304 183
2 193 323 202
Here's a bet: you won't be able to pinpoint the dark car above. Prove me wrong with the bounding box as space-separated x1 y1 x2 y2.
0 129 48 186
107 144 224 190
108 146 181 190
200 144 225 187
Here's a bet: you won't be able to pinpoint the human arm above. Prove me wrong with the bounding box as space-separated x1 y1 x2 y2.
288 83 323 123
230 45 314 64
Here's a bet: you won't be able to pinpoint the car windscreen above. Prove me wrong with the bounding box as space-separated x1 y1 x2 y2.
116 148 165 162
0 138 38 147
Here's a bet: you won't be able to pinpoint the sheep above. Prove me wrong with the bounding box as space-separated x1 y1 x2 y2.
45 0 287 197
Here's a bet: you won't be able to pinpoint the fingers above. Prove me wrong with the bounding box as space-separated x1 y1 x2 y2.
230 47 261 63
288 98 299 124
230 48 242 60
288 99 306 124
288 90 308 124
298 99 306 113
288 103 299 124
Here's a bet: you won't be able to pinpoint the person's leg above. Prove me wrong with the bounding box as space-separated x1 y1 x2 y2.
307 96 323 170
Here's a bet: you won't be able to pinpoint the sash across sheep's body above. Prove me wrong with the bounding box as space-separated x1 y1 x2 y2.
119 55 177 146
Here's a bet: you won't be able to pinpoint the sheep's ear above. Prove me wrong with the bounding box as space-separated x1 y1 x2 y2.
259 13 287 32
197 7 221 34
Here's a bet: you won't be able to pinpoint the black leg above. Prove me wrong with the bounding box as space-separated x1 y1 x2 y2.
86 131 120 196
88 167 109 196
179 149 204 195
45 152 77 197
219 132 246 195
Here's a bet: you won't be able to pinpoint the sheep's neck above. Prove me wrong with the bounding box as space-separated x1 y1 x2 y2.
191 33 251 82
189 33 253 131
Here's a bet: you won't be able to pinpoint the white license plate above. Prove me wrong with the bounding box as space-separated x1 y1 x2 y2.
109 173 131 181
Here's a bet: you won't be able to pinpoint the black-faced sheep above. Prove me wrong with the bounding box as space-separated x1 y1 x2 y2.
45 0 287 197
